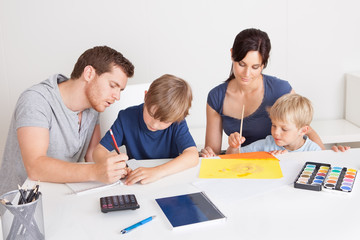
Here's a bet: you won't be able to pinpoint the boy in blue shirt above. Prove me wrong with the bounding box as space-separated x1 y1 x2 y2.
93 74 198 185
227 94 322 154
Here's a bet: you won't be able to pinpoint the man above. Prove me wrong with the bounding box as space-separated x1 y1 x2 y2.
0 46 134 195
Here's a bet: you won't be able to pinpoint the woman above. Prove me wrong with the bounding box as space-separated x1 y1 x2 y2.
200 28 324 157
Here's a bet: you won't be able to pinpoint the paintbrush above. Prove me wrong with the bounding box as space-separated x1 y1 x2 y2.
239 105 245 153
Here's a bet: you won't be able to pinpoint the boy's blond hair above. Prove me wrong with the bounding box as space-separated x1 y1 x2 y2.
269 93 313 128
144 74 192 123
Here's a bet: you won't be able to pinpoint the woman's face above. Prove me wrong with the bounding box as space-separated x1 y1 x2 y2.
232 50 264 84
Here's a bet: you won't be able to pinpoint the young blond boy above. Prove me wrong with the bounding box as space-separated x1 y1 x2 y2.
227 94 321 154
93 74 198 185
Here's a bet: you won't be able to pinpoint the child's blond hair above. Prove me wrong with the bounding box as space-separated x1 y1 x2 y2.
269 93 313 128
144 74 192 123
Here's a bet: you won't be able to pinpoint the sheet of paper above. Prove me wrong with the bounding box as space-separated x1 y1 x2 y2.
193 155 297 209
199 152 283 179
66 180 122 195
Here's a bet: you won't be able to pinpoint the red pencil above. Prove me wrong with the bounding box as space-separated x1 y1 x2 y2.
109 129 120 154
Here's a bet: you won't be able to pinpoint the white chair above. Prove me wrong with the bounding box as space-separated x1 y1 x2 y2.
99 82 151 137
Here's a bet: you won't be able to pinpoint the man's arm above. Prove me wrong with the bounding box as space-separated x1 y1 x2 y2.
84 124 101 162
17 126 127 183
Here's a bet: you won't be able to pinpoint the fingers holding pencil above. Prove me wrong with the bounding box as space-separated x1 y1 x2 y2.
96 154 128 183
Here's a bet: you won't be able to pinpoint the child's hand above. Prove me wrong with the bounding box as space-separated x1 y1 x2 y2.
124 167 163 185
269 149 288 155
126 166 133 175
200 146 216 158
331 144 351 152
228 132 245 148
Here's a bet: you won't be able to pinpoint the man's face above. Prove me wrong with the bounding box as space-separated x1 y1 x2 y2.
85 65 128 112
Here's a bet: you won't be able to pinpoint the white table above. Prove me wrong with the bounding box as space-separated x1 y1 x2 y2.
2 149 360 240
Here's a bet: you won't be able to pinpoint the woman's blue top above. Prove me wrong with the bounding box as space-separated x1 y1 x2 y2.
207 74 292 146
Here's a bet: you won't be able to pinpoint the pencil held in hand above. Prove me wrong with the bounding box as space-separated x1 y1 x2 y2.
109 129 120 154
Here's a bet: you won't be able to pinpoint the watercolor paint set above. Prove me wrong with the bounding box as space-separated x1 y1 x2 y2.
323 167 357 192
294 162 357 193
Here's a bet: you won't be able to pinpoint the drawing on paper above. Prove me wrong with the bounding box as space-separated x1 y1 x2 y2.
199 152 283 179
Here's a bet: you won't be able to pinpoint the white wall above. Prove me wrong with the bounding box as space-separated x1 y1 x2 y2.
1 0 360 159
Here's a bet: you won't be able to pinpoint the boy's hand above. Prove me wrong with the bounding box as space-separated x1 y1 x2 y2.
200 146 216 158
126 166 133 175
269 149 288 155
331 145 350 152
228 132 245 148
124 166 163 185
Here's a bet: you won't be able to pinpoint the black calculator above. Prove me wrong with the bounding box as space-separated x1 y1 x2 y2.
100 194 140 213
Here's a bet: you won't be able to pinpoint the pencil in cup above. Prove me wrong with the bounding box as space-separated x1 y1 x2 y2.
0 190 45 240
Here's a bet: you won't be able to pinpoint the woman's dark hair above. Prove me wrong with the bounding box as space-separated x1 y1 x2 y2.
227 28 271 82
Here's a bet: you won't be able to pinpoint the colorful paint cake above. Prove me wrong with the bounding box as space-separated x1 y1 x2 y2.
323 167 357 192
294 162 331 191
294 162 357 193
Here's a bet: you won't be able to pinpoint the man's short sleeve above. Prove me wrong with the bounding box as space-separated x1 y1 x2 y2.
14 90 52 130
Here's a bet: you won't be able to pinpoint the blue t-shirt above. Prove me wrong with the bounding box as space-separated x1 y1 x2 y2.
100 104 196 160
207 74 292 146
241 135 321 153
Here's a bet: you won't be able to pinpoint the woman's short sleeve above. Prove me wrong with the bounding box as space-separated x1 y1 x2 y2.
207 82 227 114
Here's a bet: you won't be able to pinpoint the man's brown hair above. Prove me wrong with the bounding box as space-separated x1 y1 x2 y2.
144 74 192 123
71 46 134 79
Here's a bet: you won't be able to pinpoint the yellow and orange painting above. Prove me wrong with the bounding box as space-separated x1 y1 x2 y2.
199 152 283 179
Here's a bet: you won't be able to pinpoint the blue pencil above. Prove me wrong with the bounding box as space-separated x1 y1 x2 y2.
120 216 156 234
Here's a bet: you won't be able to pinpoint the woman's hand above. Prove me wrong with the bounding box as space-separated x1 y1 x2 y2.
331 144 351 152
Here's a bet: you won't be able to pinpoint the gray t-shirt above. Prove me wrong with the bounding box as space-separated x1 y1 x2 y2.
0 74 99 195
241 135 321 153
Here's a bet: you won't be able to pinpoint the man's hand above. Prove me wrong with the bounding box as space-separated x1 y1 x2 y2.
94 152 128 183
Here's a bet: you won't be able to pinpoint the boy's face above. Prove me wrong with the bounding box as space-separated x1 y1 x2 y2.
271 119 307 150
143 106 172 131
